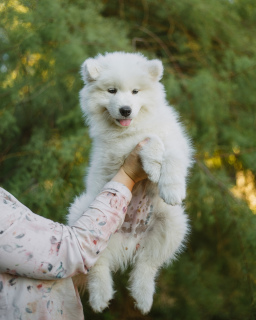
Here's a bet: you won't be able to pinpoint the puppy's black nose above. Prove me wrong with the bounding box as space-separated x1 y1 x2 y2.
119 106 132 117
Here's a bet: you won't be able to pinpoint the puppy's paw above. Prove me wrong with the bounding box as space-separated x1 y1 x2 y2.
159 182 186 206
139 134 165 183
129 264 156 314
130 281 154 315
88 266 114 313
89 284 114 313
133 292 153 315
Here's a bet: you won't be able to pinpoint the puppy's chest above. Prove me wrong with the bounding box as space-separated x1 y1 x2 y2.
119 187 154 239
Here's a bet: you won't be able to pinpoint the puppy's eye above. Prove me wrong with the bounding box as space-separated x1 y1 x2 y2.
108 88 117 94
132 89 139 94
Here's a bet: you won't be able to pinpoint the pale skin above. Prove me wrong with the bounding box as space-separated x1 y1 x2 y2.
112 139 149 191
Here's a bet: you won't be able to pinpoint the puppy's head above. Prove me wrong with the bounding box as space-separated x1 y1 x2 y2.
80 52 164 128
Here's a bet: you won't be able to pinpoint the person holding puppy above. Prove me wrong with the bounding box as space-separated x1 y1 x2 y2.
0 140 148 320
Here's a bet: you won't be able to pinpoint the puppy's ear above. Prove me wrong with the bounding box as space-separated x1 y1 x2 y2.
81 58 101 83
147 59 163 81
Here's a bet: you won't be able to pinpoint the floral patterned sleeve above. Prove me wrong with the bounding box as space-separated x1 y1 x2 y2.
0 182 131 280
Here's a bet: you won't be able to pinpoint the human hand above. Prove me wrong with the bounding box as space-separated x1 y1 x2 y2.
122 138 149 183
111 139 149 191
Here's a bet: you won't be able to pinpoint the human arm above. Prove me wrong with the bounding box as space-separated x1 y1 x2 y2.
0 141 147 280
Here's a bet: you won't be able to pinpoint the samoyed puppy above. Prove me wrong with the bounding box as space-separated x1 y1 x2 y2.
68 52 193 314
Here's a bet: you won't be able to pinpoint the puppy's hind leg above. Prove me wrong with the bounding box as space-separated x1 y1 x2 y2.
129 204 189 314
88 257 115 313
129 262 158 315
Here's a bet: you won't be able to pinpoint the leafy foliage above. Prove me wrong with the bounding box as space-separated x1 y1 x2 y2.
0 0 130 221
1 0 256 318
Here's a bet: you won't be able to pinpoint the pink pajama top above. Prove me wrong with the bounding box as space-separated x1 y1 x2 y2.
0 182 132 320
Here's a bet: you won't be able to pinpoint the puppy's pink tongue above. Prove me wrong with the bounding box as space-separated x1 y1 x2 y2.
119 119 132 126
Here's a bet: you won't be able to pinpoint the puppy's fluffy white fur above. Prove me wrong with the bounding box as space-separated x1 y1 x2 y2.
68 52 193 314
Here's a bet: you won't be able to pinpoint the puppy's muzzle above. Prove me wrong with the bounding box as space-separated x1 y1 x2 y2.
119 106 132 117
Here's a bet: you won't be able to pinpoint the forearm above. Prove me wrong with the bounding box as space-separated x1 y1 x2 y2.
0 183 131 280
111 167 135 191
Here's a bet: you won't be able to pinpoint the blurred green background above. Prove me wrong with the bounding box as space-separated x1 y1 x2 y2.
1 0 256 319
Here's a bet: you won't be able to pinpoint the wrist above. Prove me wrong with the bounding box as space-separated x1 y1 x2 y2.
111 167 135 191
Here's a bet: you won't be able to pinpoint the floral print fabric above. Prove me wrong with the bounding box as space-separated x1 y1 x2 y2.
0 182 131 320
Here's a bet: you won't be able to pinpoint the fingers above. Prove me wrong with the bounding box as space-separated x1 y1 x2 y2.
136 138 150 150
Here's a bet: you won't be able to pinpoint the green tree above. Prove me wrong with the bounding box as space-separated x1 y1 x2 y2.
1 0 256 319
102 1 256 319
0 0 130 221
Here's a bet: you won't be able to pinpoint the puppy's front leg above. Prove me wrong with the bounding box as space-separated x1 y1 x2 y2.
139 135 188 206
158 149 190 206
139 134 165 183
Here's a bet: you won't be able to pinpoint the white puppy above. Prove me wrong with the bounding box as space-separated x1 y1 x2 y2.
68 52 193 314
